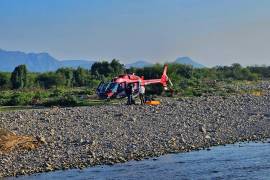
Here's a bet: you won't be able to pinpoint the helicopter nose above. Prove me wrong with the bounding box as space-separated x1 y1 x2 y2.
107 92 114 97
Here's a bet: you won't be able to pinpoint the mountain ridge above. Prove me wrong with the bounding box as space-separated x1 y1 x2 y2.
174 56 205 68
0 49 205 72
0 49 95 72
125 60 153 68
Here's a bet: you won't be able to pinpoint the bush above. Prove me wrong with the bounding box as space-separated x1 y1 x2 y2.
8 93 34 106
30 91 50 105
0 91 12 105
51 88 66 97
0 97 10 106
43 95 80 107
33 91 50 100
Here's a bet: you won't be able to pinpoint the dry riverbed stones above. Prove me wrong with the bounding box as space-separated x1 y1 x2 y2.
1 93 270 177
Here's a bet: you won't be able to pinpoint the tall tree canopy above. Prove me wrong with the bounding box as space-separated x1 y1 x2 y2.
91 59 124 78
73 67 88 86
10 64 28 89
56 68 74 87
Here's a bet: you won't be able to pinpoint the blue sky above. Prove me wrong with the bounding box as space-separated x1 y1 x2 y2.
0 0 270 66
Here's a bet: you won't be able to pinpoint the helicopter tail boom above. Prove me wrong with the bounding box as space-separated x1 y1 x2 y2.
160 64 168 88
143 64 169 87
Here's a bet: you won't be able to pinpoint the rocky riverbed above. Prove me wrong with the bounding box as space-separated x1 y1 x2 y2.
1 94 270 177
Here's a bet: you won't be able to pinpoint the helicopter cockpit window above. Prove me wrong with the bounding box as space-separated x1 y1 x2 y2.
108 83 119 92
100 83 110 93
97 82 103 91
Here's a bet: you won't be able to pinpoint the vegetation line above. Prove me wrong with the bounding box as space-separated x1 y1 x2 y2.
0 60 269 107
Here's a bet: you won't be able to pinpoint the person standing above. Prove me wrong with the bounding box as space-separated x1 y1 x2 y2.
125 84 133 105
139 85 145 105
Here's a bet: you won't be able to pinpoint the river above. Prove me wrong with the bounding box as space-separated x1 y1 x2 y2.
7 140 270 180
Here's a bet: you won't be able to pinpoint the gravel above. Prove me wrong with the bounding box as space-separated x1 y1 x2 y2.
1 93 270 177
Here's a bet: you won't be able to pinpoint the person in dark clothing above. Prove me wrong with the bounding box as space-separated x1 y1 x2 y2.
125 84 133 105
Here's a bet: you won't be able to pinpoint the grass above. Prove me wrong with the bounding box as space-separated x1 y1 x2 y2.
0 106 42 112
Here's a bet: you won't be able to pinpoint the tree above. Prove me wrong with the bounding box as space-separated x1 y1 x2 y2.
56 68 74 87
91 61 113 77
10 65 28 89
110 59 125 76
193 68 217 80
27 73 39 88
0 72 10 89
73 67 89 86
136 64 163 79
36 72 64 89
175 64 193 79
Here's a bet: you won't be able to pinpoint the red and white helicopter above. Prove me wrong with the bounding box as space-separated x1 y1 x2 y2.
96 64 173 99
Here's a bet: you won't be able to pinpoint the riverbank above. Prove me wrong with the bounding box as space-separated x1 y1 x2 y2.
1 94 270 177
9 140 270 180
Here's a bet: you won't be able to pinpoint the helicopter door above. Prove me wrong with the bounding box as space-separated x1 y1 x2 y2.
116 82 126 98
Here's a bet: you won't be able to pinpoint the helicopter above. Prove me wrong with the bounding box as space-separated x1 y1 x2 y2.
96 64 173 99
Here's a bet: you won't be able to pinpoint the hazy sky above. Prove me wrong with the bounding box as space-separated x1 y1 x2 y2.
1 0 270 66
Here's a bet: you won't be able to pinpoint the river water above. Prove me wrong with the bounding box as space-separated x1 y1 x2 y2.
9 140 270 180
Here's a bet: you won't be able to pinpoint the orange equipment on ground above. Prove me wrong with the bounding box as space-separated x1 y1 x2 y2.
145 100 161 105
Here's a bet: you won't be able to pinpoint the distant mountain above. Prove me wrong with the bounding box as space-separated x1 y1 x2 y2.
0 49 205 72
0 49 94 72
125 60 153 68
174 57 205 68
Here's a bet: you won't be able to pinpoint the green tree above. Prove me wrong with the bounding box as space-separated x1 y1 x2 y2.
36 72 64 89
91 61 113 77
193 68 217 80
110 59 125 76
10 64 28 89
27 73 39 88
73 67 89 86
56 68 74 87
175 64 193 79
136 64 163 79
0 72 10 89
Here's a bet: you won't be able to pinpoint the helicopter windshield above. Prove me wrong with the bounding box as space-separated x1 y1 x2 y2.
97 82 119 93
97 83 110 93
96 82 120 99
107 82 119 92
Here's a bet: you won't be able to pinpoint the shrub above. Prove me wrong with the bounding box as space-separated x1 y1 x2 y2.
33 91 50 100
51 88 66 97
0 91 12 105
43 95 79 107
8 93 34 106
